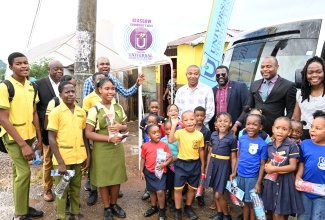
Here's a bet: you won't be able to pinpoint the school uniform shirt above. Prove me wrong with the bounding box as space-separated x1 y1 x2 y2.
161 136 179 158
141 141 171 173
237 135 268 178
47 102 87 165
82 90 116 113
200 125 211 145
0 75 39 141
174 129 204 160
300 139 325 199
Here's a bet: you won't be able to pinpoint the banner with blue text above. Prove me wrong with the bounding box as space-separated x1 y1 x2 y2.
200 0 236 87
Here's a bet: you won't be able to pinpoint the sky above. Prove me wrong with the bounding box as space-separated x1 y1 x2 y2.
0 0 324 63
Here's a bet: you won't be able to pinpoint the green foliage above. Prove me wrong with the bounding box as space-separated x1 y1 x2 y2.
0 67 5 80
29 57 53 80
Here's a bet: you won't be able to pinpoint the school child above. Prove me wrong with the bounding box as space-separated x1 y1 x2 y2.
82 72 107 113
160 104 184 137
289 119 305 146
236 114 268 220
140 99 164 131
47 81 90 220
143 114 159 143
0 52 43 220
295 110 325 220
194 106 211 206
140 124 172 220
161 119 179 212
262 117 304 219
205 112 237 220
168 110 205 220
238 107 270 143
85 78 128 220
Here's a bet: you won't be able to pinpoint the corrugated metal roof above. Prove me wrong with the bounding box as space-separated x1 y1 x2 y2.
167 29 243 47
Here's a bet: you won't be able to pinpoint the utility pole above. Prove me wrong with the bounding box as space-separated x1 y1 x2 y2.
74 0 97 102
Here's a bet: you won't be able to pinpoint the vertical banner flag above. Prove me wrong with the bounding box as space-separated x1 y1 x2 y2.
200 0 236 87
113 10 168 168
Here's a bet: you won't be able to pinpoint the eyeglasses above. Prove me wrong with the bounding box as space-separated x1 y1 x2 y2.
216 73 227 78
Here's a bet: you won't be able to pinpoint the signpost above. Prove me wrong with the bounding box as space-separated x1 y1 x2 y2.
113 10 168 167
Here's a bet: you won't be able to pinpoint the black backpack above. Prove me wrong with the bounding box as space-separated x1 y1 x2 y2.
0 80 38 153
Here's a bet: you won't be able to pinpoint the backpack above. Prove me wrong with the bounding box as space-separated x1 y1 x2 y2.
0 80 38 153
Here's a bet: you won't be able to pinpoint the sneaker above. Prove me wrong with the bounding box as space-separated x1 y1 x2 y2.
172 210 182 220
184 206 198 220
158 209 166 220
87 190 98 206
68 214 83 220
104 208 113 220
13 216 30 220
169 200 176 212
84 178 91 191
197 196 205 206
141 190 150 200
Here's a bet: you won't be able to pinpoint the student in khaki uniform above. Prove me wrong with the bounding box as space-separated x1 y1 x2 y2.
47 81 90 220
0 52 43 220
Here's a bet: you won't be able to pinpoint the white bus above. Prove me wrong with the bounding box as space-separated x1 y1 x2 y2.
223 16 325 88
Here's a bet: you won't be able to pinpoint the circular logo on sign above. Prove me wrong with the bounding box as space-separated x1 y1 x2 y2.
130 28 153 51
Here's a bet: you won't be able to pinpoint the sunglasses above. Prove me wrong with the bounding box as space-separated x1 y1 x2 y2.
216 73 227 78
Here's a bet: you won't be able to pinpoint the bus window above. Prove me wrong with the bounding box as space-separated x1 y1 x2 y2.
254 39 318 82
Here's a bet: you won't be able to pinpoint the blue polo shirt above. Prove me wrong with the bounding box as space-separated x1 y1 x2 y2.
300 139 325 199
237 135 268 178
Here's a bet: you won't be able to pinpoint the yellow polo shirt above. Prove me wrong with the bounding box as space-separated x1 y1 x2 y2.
175 129 204 160
47 102 87 165
0 75 39 141
46 98 62 116
82 91 116 113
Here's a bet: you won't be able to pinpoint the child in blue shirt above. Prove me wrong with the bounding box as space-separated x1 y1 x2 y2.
235 114 268 219
296 110 325 220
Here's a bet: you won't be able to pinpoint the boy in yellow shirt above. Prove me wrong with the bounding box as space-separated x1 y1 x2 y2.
168 110 205 220
47 81 90 220
0 52 43 220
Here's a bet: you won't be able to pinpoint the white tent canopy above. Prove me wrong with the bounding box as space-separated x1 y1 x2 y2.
6 20 170 76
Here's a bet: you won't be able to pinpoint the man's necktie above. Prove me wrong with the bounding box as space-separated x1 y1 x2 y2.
262 80 270 102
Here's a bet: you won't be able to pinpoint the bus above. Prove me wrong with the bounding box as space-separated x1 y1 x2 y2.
223 16 325 88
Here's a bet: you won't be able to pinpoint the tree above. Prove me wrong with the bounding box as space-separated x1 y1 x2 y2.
29 57 53 80
0 68 5 80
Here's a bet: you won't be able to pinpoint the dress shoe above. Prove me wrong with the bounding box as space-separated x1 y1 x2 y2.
110 204 126 218
43 190 54 202
208 214 223 220
197 196 205 206
87 190 98 206
184 206 198 220
118 190 123 198
104 208 113 220
28 207 43 218
143 206 158 217
68 214 83 220
158 209 166 220
172 210 182 220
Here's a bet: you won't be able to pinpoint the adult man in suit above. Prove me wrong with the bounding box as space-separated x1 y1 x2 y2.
209 65 249 132
232 56 297 135
36 60 63 202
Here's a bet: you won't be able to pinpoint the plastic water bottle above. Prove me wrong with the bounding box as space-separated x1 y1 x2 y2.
54 173 72 199
195 173 206 197
249 189 266 220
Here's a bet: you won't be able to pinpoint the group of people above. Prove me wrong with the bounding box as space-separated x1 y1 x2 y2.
0 51 325 220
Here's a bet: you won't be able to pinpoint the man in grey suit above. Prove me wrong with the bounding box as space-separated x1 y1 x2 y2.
232 56 297 135
36 60 63 202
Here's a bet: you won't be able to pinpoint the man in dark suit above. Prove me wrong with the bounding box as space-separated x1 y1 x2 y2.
232 56 297 135
209 65 249 132
36 60 63 202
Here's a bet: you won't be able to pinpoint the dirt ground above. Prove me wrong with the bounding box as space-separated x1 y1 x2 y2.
0 121 243 220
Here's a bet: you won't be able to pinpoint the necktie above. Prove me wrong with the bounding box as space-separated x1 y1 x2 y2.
262 80 270 102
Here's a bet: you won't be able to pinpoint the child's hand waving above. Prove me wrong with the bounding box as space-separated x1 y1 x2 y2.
171 118 179 126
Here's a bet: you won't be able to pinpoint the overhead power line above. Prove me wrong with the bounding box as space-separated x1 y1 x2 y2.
27 0 42 48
